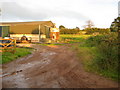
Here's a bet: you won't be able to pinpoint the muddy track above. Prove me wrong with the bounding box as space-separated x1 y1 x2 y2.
2 44 119 88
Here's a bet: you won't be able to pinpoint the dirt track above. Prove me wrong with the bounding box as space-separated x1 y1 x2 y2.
2 44 119 88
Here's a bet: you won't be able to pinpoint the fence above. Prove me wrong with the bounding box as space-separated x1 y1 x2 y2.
0 39 16 53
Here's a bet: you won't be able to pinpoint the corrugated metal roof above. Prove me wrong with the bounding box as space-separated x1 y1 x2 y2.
0 21 55 34
0 21 53 26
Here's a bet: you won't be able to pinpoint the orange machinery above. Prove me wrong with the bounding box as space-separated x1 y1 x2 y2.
50 28 59 41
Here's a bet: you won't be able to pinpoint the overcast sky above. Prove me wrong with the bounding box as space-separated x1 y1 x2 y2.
0 0 119 29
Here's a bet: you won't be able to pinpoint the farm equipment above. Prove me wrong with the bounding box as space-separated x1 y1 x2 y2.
50 28 59 42
13 36 31 43
20 36 31 43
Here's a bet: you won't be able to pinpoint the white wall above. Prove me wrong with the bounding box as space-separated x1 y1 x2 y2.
10 34 46 42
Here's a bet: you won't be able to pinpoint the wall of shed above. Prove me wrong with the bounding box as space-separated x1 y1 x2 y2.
0 26 10 37
10 34 46 42
10 24 39 34
10 21 55 35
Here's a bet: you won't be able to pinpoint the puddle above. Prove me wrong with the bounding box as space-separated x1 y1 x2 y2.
14 73 29 88
2 47 57 88
25 54 34 60
16 51 56 71
18 53 34 62
3 50 55 78
3 71 29 88
2 73 11 77
40 51 57 57
2 70 23 77
16 57 51 72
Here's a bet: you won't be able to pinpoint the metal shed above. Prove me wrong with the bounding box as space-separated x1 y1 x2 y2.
0 26 10 37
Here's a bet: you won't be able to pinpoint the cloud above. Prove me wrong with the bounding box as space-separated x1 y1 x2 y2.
0 0 119 28
1 2 48 21
1 1 88 20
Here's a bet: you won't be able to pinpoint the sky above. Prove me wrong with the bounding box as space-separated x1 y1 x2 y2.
0 0 119 29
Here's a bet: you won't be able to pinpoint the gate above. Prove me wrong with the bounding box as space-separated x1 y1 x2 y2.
0 39 16 53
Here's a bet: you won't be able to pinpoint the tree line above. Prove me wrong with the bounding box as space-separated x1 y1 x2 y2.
59 19 119 35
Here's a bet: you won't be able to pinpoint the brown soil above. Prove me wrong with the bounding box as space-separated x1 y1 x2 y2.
2 44 119 88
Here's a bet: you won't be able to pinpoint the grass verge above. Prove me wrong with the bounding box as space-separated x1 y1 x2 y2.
0 47 33 64
71 33 119 81
72 43 119 81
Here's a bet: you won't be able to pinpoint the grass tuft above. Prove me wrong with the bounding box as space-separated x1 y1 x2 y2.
0 47 33 64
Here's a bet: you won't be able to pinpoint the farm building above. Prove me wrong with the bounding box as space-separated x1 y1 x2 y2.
0 25 10 38
0 21 59 42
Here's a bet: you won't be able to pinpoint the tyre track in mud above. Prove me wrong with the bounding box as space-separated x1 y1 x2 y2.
2 44 119 88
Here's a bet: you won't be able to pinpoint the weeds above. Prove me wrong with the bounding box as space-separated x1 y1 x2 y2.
62 33 118 81
81 33 118 81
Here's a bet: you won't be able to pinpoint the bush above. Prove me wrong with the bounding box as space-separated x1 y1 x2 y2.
84 32 118 80
110 17 120 32
84 28 110 34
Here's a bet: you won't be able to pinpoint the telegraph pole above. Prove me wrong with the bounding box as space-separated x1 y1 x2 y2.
118 1 120 17
39 25 41 42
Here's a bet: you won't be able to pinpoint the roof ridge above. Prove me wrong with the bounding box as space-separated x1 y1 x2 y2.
0 21 51 24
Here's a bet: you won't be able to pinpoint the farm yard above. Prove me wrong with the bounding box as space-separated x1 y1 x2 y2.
1 33 119 88
0 0 120 89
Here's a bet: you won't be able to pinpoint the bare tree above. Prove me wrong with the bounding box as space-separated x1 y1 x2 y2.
83 20 94 29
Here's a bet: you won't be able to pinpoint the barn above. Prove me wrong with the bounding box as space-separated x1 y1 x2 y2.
0 21 59 42
0 25 10 38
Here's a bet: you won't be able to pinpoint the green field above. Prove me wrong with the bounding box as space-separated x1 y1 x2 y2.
59 34 91 43
0 47 33 64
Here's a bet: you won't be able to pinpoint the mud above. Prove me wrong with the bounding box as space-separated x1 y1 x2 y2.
2 44 119 88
